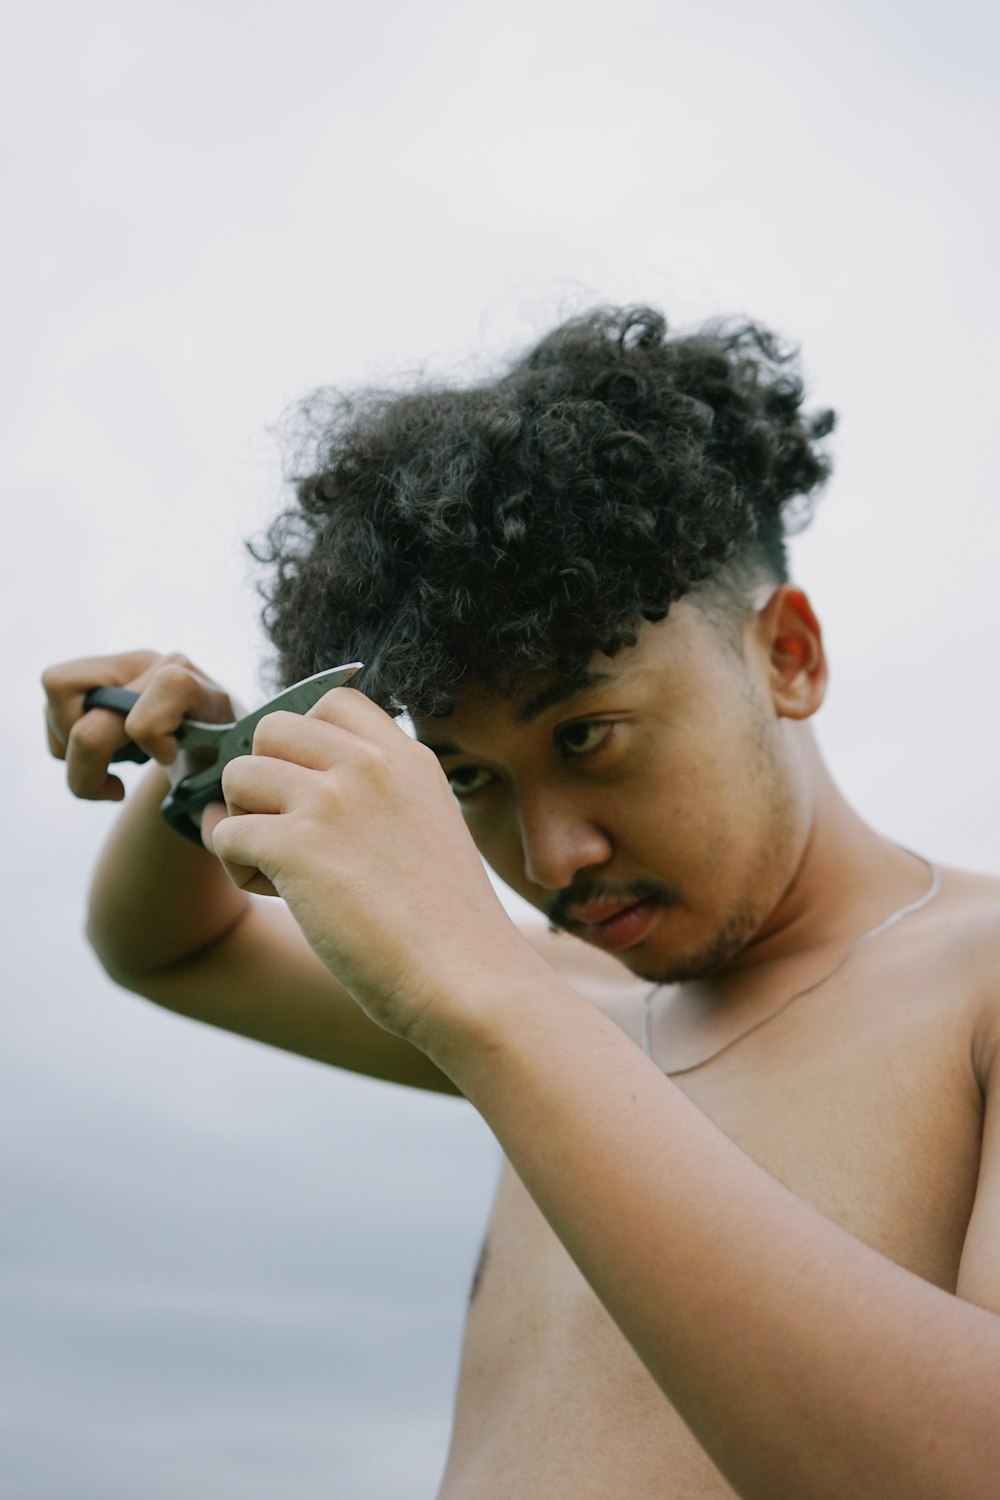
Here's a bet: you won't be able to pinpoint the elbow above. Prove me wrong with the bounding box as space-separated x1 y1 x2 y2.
85 909 143 990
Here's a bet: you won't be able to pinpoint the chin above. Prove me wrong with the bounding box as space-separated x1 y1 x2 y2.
629 899 767 985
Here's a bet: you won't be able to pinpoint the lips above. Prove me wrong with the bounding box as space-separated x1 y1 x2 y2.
570 898 661 953
568 898 641 926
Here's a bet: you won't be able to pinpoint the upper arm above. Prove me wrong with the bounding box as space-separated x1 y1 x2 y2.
115 897 461 1095
957 996 1000 1311
956 1092 1000 1310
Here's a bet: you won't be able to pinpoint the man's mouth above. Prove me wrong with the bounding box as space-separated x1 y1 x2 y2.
565 897 662 953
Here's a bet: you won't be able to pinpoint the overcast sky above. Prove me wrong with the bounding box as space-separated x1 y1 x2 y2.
5 2 1000 1496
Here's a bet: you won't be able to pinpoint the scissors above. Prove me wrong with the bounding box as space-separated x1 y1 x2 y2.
82 662 363 845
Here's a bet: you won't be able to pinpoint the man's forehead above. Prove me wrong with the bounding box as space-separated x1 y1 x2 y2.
409 609 708 742
407 596 764 747
410 668 614 742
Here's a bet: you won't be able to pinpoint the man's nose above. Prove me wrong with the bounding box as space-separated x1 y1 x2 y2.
517 794 613 892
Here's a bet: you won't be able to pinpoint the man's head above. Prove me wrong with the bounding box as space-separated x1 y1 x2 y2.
254 305 836 978
412 586 829 983
254 305 834 714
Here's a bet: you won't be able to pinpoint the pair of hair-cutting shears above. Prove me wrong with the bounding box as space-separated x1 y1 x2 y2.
82 662 363 845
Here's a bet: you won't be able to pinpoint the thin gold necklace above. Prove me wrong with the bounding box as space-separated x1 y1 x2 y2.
643 852 942 1079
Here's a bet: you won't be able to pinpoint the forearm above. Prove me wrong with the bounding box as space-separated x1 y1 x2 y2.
430 975 1000 1500
87 767 249 978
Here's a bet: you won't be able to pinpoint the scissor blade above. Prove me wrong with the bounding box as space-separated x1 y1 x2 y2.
211 662 363 765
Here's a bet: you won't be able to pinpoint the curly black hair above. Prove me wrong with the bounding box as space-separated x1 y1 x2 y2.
252 305 834 714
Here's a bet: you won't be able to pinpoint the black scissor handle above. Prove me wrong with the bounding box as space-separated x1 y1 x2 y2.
160 777 225 846
82 687 150 763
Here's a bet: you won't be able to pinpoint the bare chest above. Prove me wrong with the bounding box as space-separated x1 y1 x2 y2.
438 963 984 1499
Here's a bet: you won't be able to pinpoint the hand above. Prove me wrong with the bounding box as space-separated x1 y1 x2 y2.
208 688 529 1047
42 650 238 805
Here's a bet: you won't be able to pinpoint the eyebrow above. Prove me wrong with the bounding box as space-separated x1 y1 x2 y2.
514 671 614 724
421 671 615 758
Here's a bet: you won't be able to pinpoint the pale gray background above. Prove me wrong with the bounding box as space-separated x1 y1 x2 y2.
5 1 1000 1496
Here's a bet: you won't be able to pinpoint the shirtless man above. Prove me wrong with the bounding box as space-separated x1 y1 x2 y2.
43 307 1000 1498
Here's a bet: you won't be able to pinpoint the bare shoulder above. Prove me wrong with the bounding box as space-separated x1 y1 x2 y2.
925 865 1000 1081
947 866 1000 1307
931 865 1000 960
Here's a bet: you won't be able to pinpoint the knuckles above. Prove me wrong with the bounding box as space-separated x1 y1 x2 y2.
220 756 252 799
307 684 360 722
151 659 196 696
251 710 298 755
410 739 446 775
40 664 67 697
358 740 392 781
68 714 115 756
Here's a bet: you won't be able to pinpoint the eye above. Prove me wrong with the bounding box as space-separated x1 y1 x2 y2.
557 721 613 757
445 765 495 800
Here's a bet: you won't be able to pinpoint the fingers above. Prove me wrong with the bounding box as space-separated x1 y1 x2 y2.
306 686 407 747
221 750 319 817
212 695 448 913
212 690 407 888
216 731 361 897
64 708 133 801
42 651 160 757
246 694 441 811
203 802 281 898
249 707 379 771
207 780 290 897
209 826 282 897
123 659 234 764
43 650 160 801
42 650 235 803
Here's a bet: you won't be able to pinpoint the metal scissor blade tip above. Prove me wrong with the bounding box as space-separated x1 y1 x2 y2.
264 662 364 715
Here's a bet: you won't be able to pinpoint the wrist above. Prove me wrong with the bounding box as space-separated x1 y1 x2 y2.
414 939 588 1094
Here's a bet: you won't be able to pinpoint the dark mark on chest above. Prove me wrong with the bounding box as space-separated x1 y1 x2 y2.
469 1239 490 1303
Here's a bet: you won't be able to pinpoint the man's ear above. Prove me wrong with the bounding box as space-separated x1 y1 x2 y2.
752 585 827 720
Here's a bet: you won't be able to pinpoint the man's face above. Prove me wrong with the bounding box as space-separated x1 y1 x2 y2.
413 596 815 984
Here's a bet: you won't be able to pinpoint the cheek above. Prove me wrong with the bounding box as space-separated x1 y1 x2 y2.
688 731 802 891
635 729 792 880
627 735 734 838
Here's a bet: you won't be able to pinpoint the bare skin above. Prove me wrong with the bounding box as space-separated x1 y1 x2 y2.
438 869 992 1498
42 590 1000 1498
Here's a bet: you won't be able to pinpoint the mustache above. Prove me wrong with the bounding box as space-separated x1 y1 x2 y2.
546 877 681 932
